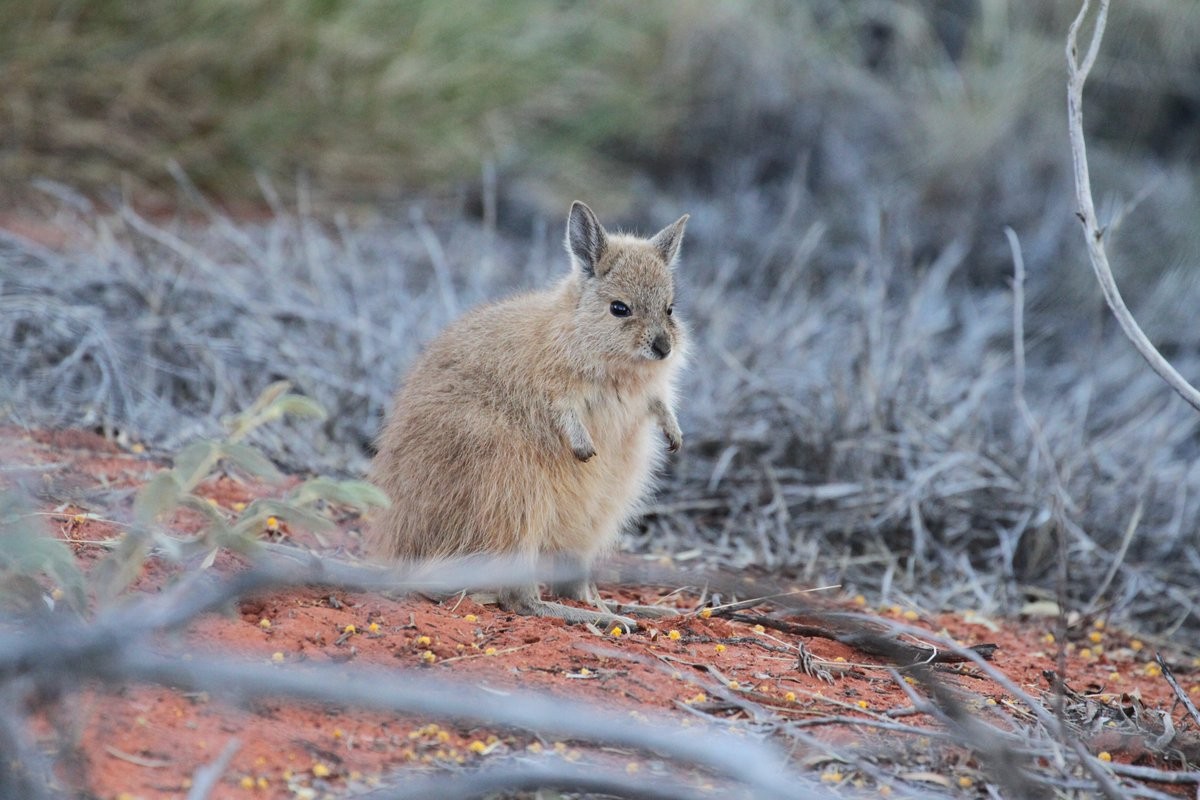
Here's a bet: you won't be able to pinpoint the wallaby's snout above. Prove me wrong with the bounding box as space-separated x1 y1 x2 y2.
650 333 671 360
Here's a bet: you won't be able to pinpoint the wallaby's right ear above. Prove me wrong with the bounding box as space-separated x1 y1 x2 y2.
566 201 608 278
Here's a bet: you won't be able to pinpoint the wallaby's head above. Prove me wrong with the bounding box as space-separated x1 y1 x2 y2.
565 201 689 364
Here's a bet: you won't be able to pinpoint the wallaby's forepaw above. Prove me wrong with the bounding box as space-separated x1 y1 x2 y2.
572 444 597 462
664 427 683 453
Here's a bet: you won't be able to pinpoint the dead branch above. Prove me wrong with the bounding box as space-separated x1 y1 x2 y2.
1067 0 1200 413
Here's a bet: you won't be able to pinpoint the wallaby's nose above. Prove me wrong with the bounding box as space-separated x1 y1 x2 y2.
650 334 671 359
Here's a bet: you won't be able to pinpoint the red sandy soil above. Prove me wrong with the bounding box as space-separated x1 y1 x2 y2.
4 426 1200 799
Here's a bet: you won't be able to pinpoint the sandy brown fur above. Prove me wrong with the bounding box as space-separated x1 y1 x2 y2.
369 202 688 624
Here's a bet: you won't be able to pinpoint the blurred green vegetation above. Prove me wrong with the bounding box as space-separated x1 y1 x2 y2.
1 0 1198 210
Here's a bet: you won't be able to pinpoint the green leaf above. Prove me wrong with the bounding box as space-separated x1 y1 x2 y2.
172 440 221 490
289 477 390 512
270 394 327 421
0 491 88 612
219 442 284 483
133 472 182 525
92 526 152 604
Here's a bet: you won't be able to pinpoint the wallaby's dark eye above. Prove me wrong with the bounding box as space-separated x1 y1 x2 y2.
610 300 631 317
666 304 674 316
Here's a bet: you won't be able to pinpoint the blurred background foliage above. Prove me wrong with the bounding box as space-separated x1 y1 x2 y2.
3 1 1198 212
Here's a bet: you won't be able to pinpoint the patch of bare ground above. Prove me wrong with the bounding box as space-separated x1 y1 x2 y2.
6 426 1199 798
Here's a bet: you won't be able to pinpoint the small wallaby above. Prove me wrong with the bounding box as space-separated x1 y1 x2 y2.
369 202 688 628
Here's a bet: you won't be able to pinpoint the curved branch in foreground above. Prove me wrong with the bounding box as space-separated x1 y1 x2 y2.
1067 0 1200 414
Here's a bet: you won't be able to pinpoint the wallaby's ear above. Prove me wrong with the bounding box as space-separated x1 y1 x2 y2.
566 201 608 278
650 214 689 267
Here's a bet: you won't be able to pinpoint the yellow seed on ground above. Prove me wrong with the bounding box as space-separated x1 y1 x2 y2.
232 501 246 511
834 656 846 662
714 644 725 653
50 588 64 601
271 652 284 663
468 740 487 754
416 634 431 646
853 594 867 606
436 730 450 743
752 624 765 633
784 691 796 702
1042 633 1055 645
553 741 567 753
312 763 331 777
1098 752 1112 762
343 624 356 634
368 622 380 634
1093 619 1106 630
486 735 498 745
579 667 591 676
610 626 623 637
1131 640 1144 652
1109 672 1122 682
256 777 268 789
728 680 739 690
699 608 712 619
1089 631 1103 644
420 650 437 664
240 776 255 789
131 443 145 454
889 605 902 616
668 629 681 640
259 618 271 629
856 700 868 709
626 761 639 774
820 771 844 783
902 610 919 621
690 692 707 703
484 647 496 656
464 614 478 622
266 516 279 530
333 728 343 739
1145 662 1162 677
986 698 997 705
527 742 543 753
957 776 973 788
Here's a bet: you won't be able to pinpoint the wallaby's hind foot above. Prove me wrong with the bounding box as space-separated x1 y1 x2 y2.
549 581 680 621
499 586 637 631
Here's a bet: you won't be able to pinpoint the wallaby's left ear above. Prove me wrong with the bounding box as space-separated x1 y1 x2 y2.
650 214 689 266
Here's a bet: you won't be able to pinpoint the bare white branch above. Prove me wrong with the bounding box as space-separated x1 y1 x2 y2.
1066 0 1200 414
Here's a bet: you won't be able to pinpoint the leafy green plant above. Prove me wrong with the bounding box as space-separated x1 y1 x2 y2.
94 381 388 600
0 490 87 614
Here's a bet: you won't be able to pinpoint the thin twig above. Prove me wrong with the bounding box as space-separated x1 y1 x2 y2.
1066 0 1200 414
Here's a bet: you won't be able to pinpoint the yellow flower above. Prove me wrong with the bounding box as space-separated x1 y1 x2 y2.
610 626 623 637
131 443 145 454
784 691 796 702
464 614 478 622
1093 619 1106 630
312 763 331 777
957 776 973 788
232 501 246 512
902 610 919 621
728 680 739 690
752 624 765 633
856 700 869 709
1042 633 1056 645
468 740 487 754
484 647 497 656
256 777 269 789
1098 752 1112 762
1079 648 1093 659
714 644 725 654
578 667 591 676
420 650 437 664
367 622 380 634
259 618 271 629
689 692 707 703
343 624 356 634
1131 640 1144 652
1144 662 1162 678
852 594 867 606
820 771 844 783
527 742 543 753
699 608 712 619
266 516 279 530
416 635 432 646
1088 631 1103 644
240 776 255 789
667 629 681 640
